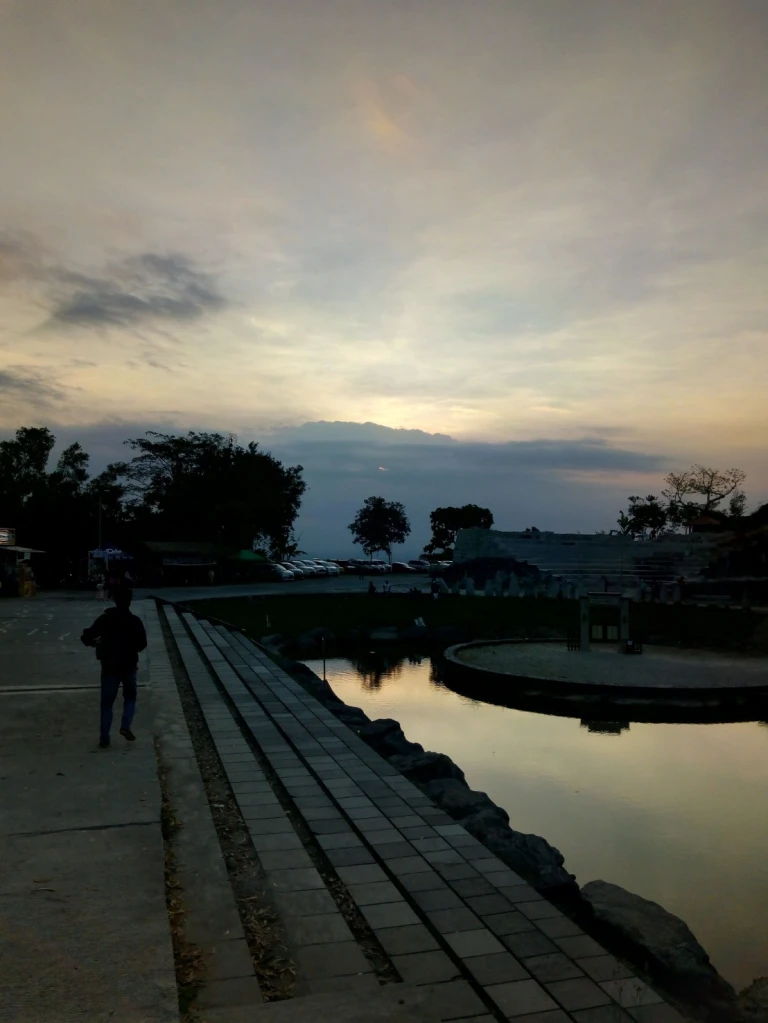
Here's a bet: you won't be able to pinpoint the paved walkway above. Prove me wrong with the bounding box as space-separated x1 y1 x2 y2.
0 597 177 1023
160 602 687 1023
135 576 417 603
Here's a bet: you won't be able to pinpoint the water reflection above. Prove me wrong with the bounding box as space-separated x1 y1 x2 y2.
304 650 768 992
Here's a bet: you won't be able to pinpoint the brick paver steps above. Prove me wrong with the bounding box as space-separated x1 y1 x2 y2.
161 603 685 1023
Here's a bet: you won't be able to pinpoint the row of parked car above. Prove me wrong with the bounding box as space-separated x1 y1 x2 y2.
257 557 454 581
273 559 341 581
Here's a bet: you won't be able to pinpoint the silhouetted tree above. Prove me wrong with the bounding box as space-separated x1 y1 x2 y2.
617 495 668 540
662 465 747 529
348 496 410 563
0 427 305 576
0 427 104 580
617 467 748 536
424 504 493 556
114 431 306 556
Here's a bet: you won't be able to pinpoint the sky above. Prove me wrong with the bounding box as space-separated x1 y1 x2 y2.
1 0 767 555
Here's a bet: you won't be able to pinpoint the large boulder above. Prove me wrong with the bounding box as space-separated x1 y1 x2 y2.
739 978 768 1022
422 778 498 819
478 825 574 893
462 807 510 837
388 751 465 786
358 718 424 758
283 662 339 704
581 881 735 997
334 705 371 729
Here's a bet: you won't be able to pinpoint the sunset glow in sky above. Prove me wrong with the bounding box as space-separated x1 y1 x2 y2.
2 0 767 546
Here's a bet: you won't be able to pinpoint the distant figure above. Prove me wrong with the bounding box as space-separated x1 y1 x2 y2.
81 586 147 749
17 562 35 598
96 573 106 601
431 579 440 601
367 581 377 596
359 564 366 580
207 569 215 586
383 580 391 594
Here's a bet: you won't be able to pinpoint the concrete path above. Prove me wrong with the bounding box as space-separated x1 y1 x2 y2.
160 602 687 1023
0 597 177 1023
455 641 768 690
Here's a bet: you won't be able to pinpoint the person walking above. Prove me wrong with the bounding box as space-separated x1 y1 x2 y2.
81 586 147 748
96 573 106 601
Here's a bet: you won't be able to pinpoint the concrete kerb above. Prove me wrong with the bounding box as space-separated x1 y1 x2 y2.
145 601 263 1010
443 638 768 705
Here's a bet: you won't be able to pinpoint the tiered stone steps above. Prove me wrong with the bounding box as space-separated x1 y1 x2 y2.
156 601 685 1023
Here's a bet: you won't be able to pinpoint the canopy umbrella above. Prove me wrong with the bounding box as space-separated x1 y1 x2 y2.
90 548 132 560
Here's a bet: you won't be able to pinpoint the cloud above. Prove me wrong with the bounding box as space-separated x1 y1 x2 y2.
263 420 669 554
268 421 664 477
0 367 70 407
50 253 225 327
1 0 767 477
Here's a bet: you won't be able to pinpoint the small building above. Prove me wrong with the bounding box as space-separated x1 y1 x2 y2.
0 545 46 597
135 541 222 586
688 513 730 534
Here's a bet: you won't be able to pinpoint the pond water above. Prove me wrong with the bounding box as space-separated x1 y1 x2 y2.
303 651 768 992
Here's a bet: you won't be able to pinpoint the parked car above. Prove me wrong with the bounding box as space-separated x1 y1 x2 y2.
298 560 326 575
297 560 323 576
408 560 431 571
274 564 295 581
285 561 309 577
313 560 340 575
371 560 392 573
391 562 415 573
239 562 294 581
349 559 385 574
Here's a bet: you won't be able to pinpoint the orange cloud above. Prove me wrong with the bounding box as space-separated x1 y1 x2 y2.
354 78 409 150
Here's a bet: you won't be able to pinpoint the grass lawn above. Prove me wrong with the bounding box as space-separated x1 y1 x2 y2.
186 592 760 650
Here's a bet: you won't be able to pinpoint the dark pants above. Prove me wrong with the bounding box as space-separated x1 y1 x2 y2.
100 669 137 740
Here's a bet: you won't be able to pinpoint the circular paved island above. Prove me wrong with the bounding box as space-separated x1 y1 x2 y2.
442 640 768 722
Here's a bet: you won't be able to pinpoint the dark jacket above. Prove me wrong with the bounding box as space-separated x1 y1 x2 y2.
81 608 147 671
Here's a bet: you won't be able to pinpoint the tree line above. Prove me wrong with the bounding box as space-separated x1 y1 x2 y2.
0 425 495 572
0 427 306 576
615 466 748 540
2 425 751 573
